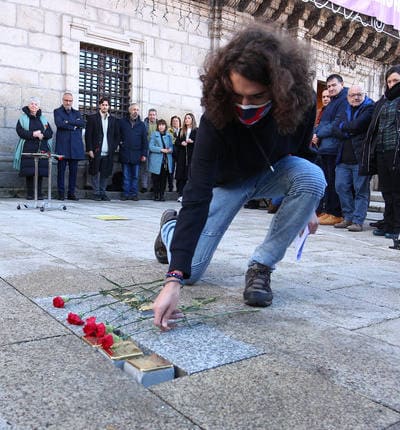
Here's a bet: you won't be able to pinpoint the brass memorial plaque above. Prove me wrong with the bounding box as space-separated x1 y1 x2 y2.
103 340 144 361
127 353 173 372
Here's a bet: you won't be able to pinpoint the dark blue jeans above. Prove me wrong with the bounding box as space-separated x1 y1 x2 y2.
57 159 78 196
122 163 140 197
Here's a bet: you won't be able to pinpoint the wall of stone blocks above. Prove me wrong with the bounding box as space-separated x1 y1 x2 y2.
0 0 387 192
0 0 223 190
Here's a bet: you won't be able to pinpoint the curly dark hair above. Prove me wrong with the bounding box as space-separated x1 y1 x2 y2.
200 22 314 134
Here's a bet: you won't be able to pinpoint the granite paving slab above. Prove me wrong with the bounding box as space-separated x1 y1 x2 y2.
0 279 69 347
151 354 400 430
328 283 400 310
35 291 263 375
0 336 197 430
216 312 400 411
4 266 112 297
356 317 400 347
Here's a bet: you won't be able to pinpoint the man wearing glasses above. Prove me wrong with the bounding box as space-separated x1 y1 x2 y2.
332 85 375 232
54 92 85 200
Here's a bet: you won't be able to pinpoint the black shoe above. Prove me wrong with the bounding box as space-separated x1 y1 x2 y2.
57 194 65 201
243 263 273 307
26 195 34 200
140 187 147 193
154 209 178 264
101 194 111 201
154 193 160 201
130 195 139 201
159 194 165 202
369 219 384 228
67 194 79 201
93 194 102 201
244 199 260 209
120 195 128 201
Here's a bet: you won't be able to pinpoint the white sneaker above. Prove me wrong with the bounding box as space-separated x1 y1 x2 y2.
177 196 183 203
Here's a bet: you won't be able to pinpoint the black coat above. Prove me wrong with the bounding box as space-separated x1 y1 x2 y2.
331 97 375 166
85 112 120 177
174 128 197 180
16 106 53 177
360 95 400 175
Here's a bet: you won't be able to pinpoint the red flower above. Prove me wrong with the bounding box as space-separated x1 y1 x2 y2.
67 312 84 325
101 334 114 350
83 316 97 336
96 323 106 338
53 296 65 308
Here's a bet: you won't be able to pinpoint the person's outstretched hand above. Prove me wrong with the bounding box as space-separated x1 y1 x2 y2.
153 281 183 331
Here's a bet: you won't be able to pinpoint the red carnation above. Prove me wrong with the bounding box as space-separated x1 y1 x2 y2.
96 323 106 338
101 334 114 350
67 312 84 326
53 296 65 308
83 316 97 336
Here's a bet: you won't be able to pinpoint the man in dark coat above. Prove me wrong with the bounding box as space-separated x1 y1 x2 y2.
54 92 85 200
85 97 120 201
332 85 374 232
314 74 348 225
119 103 148 200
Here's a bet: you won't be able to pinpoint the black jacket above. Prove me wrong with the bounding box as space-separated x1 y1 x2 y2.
360 95 400 175
16 106 53 177
85 112 120 177
332 96 374 166
169 105 316 277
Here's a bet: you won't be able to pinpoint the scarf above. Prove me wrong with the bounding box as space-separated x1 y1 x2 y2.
13 112 53 170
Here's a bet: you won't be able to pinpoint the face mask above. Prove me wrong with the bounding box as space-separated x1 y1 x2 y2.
235 101 272 126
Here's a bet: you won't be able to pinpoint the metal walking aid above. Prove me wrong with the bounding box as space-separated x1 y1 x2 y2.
17 152 67 212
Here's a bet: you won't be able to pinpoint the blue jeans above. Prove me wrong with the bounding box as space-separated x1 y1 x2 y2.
335 163 370 225
122 163 139 197
161 156 326 284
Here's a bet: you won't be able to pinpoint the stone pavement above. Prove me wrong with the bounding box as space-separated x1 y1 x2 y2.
0 196 399 430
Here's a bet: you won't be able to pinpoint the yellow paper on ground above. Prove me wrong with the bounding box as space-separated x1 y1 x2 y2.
95 215 130 221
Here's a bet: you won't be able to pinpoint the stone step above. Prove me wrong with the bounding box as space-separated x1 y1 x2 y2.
370 190 384 202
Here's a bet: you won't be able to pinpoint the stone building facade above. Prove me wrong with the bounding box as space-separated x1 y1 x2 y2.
0 0 398 193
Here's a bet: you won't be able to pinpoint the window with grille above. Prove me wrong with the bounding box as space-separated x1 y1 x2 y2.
79 43 131 119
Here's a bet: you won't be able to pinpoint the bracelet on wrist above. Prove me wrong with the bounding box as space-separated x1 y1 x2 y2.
165 271 184 282
163 279 184 288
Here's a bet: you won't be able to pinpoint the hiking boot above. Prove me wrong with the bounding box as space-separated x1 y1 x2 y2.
154 209 178 264
319 215 343 225
243 263 273 307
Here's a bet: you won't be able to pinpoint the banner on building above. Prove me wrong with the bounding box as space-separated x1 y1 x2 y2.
331 0 400 30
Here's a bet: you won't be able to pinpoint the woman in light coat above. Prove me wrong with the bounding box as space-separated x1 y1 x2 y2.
148 119 174 201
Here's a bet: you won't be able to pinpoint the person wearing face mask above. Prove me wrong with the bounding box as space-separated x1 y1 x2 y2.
151 23 326 331
361 64 400 242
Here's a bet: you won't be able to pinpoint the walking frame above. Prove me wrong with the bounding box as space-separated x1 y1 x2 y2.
17 152 67 212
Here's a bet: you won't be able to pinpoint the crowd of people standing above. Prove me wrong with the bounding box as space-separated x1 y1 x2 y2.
14 94 197 203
